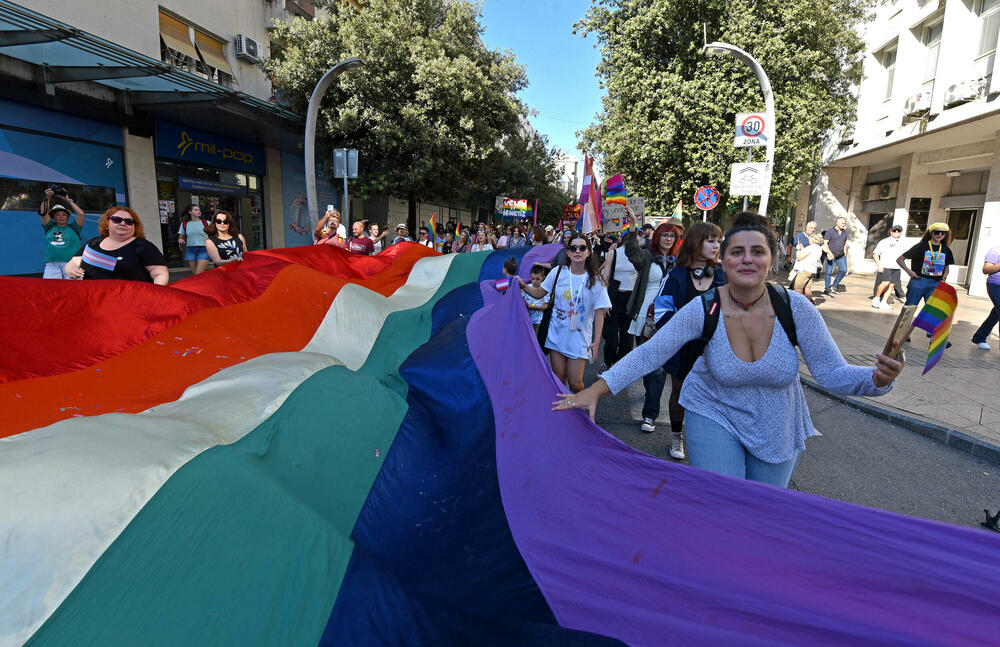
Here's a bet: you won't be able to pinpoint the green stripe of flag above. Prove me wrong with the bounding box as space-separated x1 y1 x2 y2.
26 253 486 647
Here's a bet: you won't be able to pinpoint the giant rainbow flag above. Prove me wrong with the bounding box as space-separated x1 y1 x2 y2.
2 243 998 645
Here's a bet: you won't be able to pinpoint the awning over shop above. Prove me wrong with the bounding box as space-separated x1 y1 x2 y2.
0 0 303 150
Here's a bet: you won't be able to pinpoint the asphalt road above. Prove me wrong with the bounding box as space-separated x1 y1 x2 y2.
589 362 1000 531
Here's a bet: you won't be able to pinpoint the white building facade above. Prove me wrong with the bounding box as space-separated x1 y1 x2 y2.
807 0 1000 297
553 152 579 196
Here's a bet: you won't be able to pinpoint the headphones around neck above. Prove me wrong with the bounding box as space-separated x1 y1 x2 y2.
691 266 714 280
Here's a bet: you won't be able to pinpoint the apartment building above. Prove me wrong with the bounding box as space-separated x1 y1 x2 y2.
806 0 1000 297
553 152 579 196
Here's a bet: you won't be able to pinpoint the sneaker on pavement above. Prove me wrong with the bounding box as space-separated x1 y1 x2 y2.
976 341 991 350
871 297 880 308
823 289 836 297
640 418 656 433
669 432 686 460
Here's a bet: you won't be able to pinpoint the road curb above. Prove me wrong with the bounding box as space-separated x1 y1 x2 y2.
799 375 1000 466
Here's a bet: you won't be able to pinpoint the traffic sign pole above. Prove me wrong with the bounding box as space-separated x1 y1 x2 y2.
743 148 751 212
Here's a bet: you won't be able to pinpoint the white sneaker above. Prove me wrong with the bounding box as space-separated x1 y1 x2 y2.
871 297 881 308
669 432 686 460
640 418 655 433
976 342 991 350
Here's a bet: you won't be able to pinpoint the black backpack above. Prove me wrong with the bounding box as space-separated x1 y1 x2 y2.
693 282 798 357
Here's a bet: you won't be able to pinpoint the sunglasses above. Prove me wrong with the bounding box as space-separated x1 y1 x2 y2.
215 218 229 224
568 244 588 252
108 215 135 226
931 230 946 235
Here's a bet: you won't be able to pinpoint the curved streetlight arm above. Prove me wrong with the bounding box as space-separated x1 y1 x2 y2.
702 42 775 217
305 57 364 228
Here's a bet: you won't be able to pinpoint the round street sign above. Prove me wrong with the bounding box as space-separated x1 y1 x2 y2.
739 114 765 138
694 186 720 211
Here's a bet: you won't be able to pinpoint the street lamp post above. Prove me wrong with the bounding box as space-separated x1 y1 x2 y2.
304 57 364 229
701 41 775 217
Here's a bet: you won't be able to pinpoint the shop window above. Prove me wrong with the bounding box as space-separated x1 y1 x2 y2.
906 197 931 237
949 209 976 240
0 177 117 214
865 213 890 258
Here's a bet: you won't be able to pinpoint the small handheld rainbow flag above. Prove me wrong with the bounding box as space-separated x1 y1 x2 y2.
670 200 683 224
621 215 632 233
429 212 439 251
911 282 958 374
606 174 627 205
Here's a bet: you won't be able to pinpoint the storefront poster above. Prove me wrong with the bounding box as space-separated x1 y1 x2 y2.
280 151 338 247
155 121 265 175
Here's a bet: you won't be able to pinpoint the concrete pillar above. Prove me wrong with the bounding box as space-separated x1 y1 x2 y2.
123 128 161 251
892 153 915 230
969 141 1000 297
265 147 285 249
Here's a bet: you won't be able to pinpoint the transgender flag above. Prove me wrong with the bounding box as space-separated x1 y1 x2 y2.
2 244 998 645
576 153 602 233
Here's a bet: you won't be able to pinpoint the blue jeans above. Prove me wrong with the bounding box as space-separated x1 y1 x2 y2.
824 255 847 290
904 276 940 307
641 365 667 421
972 282 1000 343
685 411 801 487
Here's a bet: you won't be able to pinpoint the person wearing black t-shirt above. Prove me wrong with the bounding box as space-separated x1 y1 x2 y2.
896 222 955 307
65 207 168 284
205 210 247 266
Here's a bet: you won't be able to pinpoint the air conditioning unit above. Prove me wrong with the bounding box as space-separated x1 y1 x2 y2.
234 34 261 63
865 181 899 201
903 91 931 116
944 81 979 108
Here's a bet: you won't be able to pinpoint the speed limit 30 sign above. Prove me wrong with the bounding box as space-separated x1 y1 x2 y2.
734 112 768 147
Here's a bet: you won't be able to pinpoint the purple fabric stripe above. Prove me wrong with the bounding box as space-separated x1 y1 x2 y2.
467 287 1000 646
517 243 561 281
81 245 118 271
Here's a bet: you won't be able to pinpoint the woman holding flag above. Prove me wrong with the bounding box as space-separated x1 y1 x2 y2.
553 213 904 487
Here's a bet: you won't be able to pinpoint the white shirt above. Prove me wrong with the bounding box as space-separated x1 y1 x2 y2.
470 243 494 252
541 267 612 360
872 236 904 265
793 244 824 274
611 248 638 292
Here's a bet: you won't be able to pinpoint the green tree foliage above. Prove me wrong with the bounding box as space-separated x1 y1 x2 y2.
265 0 564 222
470 129 576 224
576 0 873 220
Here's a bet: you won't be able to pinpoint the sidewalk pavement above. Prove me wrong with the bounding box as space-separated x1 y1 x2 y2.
796 272 1000 464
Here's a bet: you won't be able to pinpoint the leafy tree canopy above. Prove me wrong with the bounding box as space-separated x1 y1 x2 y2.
266 0 565 216
576 0 873 221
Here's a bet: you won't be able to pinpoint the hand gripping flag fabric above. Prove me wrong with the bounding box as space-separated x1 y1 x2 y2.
605 173 627 206
911 281 958 373
2 243 999 646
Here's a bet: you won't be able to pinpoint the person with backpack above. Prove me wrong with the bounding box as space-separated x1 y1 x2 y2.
177 204 212 275
641 222 725 460
552 212 904 487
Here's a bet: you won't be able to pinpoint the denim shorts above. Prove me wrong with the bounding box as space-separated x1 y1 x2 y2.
184 245 210 261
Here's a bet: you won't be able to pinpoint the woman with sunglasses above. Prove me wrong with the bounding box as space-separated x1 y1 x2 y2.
205 210 247 266
896 222 955 308
519 234 611 393
65 206 168 285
